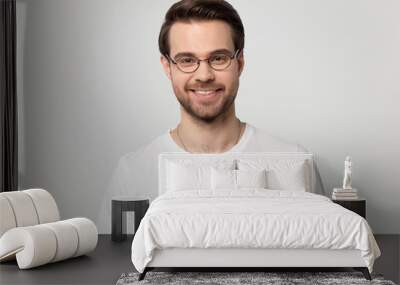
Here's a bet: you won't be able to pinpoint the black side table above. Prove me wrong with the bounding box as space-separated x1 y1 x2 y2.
111 197 149 242
332 198 366 219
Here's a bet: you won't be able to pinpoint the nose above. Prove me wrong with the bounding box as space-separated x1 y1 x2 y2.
194 60 215 82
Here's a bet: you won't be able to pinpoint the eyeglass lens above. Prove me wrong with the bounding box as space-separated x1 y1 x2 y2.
174 52 235 73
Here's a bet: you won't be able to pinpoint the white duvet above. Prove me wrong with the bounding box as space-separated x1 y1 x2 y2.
131 189 381 273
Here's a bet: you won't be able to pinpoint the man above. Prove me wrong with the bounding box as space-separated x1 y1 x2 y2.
97 0 324 234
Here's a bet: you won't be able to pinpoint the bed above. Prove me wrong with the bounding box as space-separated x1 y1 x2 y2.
130 152 381 281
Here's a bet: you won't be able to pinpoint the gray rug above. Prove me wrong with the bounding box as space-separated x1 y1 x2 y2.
116 271 397 285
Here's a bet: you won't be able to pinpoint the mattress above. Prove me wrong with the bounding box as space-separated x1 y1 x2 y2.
131 189 381 273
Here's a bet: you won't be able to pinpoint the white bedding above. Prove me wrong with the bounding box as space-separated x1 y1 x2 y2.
131 189 381 273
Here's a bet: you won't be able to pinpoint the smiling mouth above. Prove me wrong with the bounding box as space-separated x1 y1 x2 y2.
189 88 224 98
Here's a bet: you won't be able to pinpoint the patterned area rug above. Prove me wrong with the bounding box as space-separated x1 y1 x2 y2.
116 271 396 285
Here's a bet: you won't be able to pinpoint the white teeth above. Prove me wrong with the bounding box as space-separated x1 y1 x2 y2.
193 90 218 95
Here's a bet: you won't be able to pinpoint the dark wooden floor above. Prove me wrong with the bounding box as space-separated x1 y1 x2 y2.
0 234 398 285
0 235 134 285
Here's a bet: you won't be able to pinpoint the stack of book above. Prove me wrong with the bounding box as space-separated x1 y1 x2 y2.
332 188 358 200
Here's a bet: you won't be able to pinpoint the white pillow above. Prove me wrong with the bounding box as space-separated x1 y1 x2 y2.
167 162 210 191
166 159 236 191
211 168 268 190
236 169 267 189
211 168 236 190
237 159 309 191
267 161 307 191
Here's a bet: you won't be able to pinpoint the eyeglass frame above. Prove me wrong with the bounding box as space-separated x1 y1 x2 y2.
165 49 241 73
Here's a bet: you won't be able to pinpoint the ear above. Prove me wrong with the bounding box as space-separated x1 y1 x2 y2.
237 50 245 76
160 54 172 80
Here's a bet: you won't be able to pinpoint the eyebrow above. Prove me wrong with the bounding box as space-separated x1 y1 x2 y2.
173 49 233 59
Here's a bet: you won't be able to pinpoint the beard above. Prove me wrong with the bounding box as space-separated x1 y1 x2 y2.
173 82 238 124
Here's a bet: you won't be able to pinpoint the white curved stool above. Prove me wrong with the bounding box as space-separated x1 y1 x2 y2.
0 189 98 269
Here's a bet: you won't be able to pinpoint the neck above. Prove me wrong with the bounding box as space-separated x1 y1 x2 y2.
175 111 244 154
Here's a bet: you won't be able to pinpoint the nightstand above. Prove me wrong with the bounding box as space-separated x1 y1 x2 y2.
332 198 366 219
111 197 149 242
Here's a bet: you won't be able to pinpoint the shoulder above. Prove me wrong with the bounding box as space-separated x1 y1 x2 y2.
247 123 307 153
117 131 171 170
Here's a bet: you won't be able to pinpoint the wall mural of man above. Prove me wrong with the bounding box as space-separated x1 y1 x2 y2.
97 0 324 234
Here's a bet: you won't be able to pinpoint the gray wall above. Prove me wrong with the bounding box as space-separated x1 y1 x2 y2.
17 0 400 234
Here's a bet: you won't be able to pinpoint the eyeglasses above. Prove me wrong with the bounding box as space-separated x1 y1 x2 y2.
166 49 240 73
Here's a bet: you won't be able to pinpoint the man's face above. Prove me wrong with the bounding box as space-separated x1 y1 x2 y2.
161 20 244 123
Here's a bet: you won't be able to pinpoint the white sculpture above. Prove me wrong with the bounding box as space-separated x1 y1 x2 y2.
342 156 352 190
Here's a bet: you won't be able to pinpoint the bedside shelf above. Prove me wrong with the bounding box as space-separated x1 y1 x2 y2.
332 198 366 219
111 197 150 242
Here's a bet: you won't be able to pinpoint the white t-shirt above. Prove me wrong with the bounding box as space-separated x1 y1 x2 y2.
97 122 325 233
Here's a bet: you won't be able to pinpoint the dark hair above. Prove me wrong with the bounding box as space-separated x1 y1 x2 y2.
158 0 245 57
